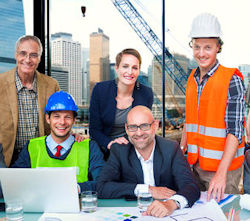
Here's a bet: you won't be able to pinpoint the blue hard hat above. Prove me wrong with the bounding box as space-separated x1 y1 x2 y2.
45 91 78 113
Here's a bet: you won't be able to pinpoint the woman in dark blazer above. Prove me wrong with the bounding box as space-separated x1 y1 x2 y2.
89 48 153 157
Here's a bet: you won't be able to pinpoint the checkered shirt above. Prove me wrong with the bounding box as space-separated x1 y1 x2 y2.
15 71 39 150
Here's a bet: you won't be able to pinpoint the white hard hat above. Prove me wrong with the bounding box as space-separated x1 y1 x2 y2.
189 13 222 38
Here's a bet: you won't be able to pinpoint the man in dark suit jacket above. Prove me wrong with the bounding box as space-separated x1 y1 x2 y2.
97 106 200 218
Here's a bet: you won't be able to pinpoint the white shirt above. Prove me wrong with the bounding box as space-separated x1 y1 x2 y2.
135 144 155 187
133 139 188 209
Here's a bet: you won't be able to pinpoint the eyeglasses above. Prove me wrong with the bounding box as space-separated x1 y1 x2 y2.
126 121 154 132
17 51 39 59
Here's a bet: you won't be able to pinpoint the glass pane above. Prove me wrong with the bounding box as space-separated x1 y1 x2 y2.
49 0 189 140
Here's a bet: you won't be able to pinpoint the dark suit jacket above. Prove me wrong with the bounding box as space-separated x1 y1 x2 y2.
97 136 200 207
89 79 153 150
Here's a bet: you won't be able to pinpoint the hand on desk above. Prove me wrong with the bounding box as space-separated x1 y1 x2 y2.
149 186 176 199
142 199 178 218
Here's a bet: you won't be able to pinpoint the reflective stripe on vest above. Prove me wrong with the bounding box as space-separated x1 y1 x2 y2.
28 136 89 183
199 125 226 138
186 124 226 138
185 65 245 171
199 146 245 160
186 124 198 133
187 144 198 153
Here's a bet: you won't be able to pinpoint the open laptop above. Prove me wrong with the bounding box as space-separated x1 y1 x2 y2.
0 167 80 213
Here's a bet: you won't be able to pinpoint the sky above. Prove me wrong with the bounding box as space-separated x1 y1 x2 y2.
23 0 250 72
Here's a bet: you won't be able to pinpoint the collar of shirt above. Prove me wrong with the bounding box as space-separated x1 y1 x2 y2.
194 60 220 82
15 70 37 93
135 140 156 163
46 134 75 156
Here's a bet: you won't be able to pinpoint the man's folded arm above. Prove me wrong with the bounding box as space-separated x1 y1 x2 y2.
97 145 138 198
97 181 137 199
171 142 200 207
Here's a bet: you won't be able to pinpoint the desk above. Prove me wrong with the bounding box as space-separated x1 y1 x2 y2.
0 197 250 220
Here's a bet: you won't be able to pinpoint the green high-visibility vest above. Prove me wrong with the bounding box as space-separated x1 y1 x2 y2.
28 136 89 183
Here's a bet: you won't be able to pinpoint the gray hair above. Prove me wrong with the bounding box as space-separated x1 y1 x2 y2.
15 35 43 56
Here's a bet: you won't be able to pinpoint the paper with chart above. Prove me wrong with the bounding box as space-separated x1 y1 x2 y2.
196 191 237 207
39 199 227 221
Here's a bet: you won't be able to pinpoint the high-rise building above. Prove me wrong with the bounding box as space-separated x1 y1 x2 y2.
0 0 25 73
82 48 89 105
89 28 110 95
51 32 82 105
50 65 69 92
147 65 153 88
151 53 189 119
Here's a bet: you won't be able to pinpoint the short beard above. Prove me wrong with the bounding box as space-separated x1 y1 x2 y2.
128 134 150 150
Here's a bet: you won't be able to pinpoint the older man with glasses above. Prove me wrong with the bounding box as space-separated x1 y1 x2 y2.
97 106 200 218
0 35 60 167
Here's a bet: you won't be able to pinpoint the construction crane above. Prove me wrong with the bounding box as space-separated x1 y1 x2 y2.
111 0 189 95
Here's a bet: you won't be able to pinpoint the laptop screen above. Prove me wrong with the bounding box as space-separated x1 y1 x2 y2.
0 167 80 213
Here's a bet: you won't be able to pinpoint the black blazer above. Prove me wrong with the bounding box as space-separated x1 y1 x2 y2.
97 136 200 207
89 80 153 150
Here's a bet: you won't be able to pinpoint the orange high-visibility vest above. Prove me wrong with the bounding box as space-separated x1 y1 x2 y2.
185 65 245 171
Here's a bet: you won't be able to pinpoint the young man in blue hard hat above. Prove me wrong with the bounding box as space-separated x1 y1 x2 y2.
12 91 104 192
180 13 245 201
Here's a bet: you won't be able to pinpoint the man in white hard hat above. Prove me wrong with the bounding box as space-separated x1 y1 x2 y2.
180 13 245 201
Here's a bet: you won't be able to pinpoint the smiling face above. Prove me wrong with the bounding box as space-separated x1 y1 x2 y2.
125 106 158 151
115 54 140 86
46 111 76 143
15 39 41 78
192 38 220 74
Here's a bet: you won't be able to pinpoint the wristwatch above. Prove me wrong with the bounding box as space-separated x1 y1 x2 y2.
180 146 185 151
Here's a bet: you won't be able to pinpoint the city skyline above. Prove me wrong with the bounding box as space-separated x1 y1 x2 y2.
23 0 250 73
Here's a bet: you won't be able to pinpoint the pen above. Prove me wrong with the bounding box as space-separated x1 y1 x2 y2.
218 194 234 205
